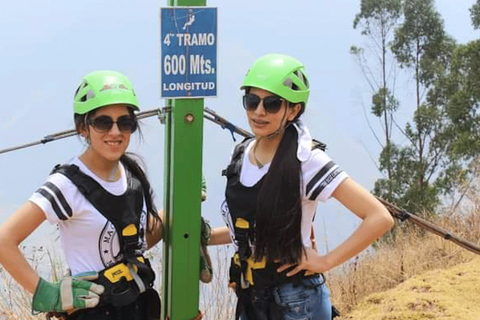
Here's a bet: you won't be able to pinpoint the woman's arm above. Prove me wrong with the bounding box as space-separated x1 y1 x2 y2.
321 177 394 269
145 210 231 247
209 226 231 245
279 177 394 275
146 209 164 249
0 201 46 293
0 202 104 313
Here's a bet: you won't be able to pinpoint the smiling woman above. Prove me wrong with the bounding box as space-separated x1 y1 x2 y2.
210 53 394 320
78 104 135 173
0 71 164 320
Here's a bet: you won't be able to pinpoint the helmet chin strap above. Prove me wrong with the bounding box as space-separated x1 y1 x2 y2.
265 105 290 140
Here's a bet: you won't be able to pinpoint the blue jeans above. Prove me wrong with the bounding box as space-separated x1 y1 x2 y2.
239 275 332 320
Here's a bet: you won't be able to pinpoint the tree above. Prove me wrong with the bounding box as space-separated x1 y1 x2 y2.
380 0 456 215
445 41 480 159
470 0 480 29
431 39 480 210
351 0 402 201
353 0 479 216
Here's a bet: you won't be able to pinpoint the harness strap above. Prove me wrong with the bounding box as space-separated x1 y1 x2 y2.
128 264 146 294
222 137 253 179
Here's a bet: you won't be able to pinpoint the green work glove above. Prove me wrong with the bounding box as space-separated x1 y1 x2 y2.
32 272 105 313
200 217 213 283
201 174 207 202
200 175 211 283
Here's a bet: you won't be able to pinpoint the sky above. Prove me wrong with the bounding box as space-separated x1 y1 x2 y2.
0 0 478 257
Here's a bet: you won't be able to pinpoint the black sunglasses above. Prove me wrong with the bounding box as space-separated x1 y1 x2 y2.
88 115 137 133
242 93 284 114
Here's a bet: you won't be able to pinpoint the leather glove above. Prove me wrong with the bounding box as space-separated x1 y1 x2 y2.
200 175 212 283
32 272 104 313
201 174 207 202
200 217 213 283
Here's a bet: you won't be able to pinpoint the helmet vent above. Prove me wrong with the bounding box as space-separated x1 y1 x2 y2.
74 85 82 99
283 78 293 89
86 89 96 100
295 70 309 88
79 89 96 102
73 82 89 99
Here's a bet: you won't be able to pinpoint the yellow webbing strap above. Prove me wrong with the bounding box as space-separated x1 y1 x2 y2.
244 256 266 285
122 224 137 236
235 217 249 229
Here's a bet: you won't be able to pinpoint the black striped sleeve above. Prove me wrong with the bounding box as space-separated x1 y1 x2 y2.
35 187 68 221
306 161 335 195
309 167 343 201
44 182 72 218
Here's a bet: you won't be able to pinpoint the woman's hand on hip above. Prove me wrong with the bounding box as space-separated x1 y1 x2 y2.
276 247 330 276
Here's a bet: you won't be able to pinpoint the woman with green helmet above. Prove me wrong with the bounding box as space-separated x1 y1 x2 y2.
211 54 394 319
0 70 165 319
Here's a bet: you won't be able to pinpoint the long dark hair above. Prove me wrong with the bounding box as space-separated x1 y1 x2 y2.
74 107 162 234
254 118 304 265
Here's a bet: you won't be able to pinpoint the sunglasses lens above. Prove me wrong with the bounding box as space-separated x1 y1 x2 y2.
92 116 114 132
242 93 283 114
263 96 283 113
243 94 261 111
89 115 136 133
117 116 136 132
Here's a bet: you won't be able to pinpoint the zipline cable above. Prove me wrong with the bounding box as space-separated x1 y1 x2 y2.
204 107 253 140
0 108 249 155
376 197 480 255
1 106 479 256
0 108 164 155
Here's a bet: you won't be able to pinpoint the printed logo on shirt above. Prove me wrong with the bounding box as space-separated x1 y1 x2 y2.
220 200 237 247
138 209 147 251
99 209 148 267
99 221 120 267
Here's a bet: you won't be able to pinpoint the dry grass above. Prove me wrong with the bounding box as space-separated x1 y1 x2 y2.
0 241 236 320
328 184 480 319
337 258 480 320
1 180 479 319
1 220 478 320
327 225 476 315
0 245 56 320
199 245 236 320
2 217 479 320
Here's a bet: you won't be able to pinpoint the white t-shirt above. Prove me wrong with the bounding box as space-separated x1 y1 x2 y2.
222 120 349 249
29 157 148 275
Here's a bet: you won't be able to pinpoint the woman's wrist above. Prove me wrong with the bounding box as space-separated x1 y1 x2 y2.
319 252 335 273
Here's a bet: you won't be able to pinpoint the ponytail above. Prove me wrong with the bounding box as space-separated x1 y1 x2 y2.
254 124 304 264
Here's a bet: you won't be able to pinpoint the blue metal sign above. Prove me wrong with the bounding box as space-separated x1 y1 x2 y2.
161 7 217 98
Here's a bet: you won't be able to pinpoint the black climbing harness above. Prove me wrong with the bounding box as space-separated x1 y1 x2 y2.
51 162 160 314
223 136 331 319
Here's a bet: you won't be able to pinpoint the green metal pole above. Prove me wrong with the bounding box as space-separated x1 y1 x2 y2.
162 99 172 319
163 0 206 319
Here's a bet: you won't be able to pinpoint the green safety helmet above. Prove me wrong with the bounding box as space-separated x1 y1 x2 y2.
241 54 310 105
73 70 139 115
